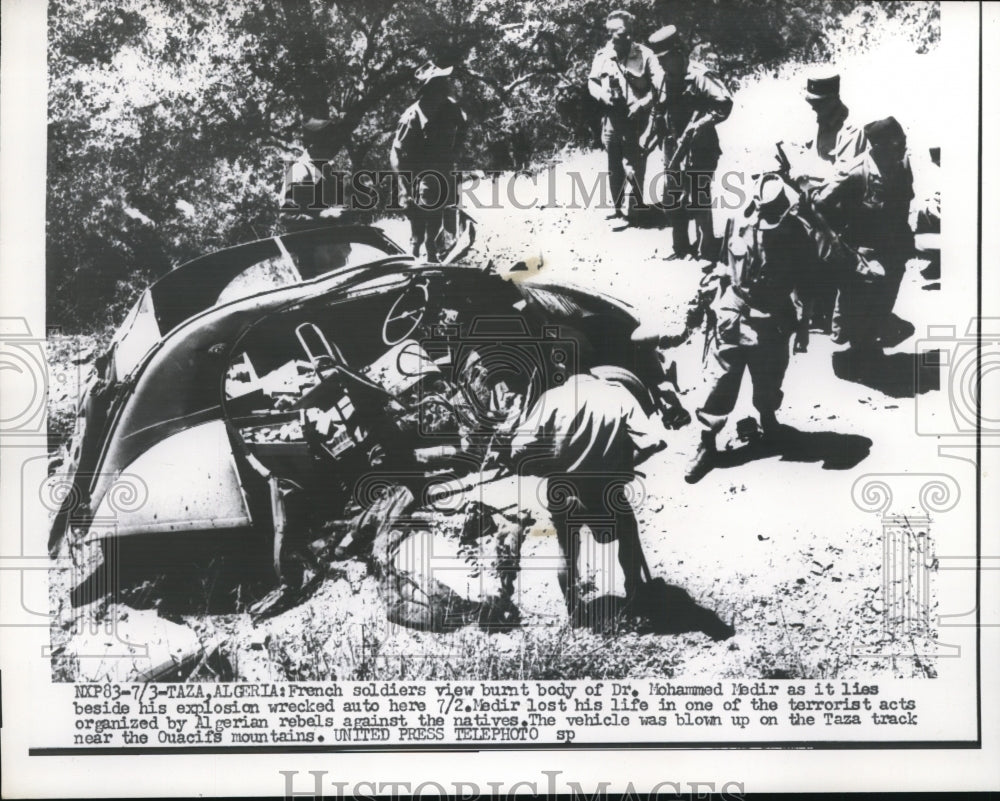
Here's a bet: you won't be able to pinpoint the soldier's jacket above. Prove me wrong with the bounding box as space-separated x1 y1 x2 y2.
510 372 665 476
280 150 357 228
389 97 467 175
812 150 915 257
282 152 324 212
657 61 733 170
703 213 817 338
806 102 867 166
589 41 664 116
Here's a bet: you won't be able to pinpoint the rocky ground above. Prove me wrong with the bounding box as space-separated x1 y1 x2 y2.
47 143 945 682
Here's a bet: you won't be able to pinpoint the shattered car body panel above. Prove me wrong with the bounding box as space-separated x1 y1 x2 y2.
89 420 252 537
50 221 667 599
51 226 406 552
109 225 405 381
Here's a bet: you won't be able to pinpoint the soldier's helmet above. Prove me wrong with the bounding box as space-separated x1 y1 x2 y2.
755 175 793 230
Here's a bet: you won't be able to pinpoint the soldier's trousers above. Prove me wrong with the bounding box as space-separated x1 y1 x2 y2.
602 115 647 212
804 280 838 332
402 171 458 260
546 474 642 613
405 206 444 259
832 257 906 347
696 320 791 434
663 169 718 260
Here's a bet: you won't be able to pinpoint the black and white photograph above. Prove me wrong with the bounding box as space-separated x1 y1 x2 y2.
1 0 998 796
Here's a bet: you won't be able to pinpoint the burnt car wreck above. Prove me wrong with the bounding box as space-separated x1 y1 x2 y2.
50 218 687 631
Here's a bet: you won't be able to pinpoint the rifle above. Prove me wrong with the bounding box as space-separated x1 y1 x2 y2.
643 117 696 165
641 109 702 164
773 141 884 281
641 115 665 158
665 123 697 171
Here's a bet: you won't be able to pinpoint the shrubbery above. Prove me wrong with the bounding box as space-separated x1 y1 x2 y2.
47 0 938 330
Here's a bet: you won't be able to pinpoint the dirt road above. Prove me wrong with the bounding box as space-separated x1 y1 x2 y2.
372 149 946 680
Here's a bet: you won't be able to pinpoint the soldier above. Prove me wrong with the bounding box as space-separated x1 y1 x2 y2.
798 72 868 334
685 175 816 484
280 117 359 233
588 10 664 222
390 62 467 262
809 116 915 353
647 25 732 261
509 367 669 622
803 72 867 167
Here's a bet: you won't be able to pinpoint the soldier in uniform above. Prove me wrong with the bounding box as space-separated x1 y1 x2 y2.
685 175 816 484
588 10 664 221
281 117 359 232
798 72 869 334
509 367 669 621
647 25 732 261
809 116 914 352
390 62 467 262
803 73 868 167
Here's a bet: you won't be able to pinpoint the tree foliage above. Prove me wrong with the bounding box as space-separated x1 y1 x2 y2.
47 0 939 329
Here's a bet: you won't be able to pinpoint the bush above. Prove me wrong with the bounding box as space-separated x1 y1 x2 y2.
47 0 939 330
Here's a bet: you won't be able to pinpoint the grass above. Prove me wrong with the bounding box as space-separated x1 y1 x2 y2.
265 617 684 682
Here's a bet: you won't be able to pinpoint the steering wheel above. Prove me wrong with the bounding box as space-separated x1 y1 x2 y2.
382 281 429 346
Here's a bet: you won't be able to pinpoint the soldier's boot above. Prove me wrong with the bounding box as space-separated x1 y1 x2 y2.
684 430 717 484
758 409 786 445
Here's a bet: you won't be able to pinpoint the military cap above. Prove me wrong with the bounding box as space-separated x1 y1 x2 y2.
864 116 906 146
804 73 840 102
414 61 453 86
302 117 333 133
648 24 685 56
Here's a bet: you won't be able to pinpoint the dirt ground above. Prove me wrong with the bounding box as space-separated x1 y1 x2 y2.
47 140 944 682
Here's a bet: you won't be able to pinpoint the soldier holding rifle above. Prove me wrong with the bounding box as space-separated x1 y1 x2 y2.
588 10 664 222
647 25 732 261
685 174 816 484
795 72 868 335
808 116 915 353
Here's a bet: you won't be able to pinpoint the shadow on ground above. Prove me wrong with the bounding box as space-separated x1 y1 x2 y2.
714 425 873 472
575 583 735 641
832 347 941 398
69 533 276 615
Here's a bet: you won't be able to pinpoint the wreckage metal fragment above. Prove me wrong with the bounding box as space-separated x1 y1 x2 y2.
48 219 686 616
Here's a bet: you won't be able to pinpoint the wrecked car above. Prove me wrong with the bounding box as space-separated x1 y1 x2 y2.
50 217 685 626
